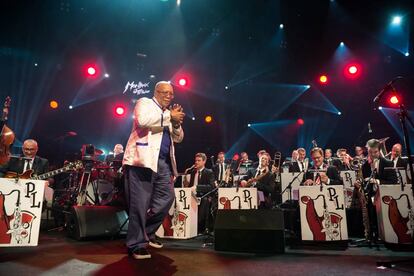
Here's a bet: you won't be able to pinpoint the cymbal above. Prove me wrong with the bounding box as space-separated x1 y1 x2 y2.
94 148 104 155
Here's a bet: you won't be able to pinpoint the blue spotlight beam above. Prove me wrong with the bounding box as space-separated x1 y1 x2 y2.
296 88 340 115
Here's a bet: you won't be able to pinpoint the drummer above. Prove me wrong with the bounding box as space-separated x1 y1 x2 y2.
105 144 124 169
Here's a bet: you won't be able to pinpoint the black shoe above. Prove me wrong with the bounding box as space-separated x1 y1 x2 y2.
131 248 151 260
149 238 163 249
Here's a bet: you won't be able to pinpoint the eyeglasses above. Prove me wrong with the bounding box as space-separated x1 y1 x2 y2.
157 90 174 98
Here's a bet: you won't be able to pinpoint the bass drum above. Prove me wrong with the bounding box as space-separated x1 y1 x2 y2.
86 179 114 206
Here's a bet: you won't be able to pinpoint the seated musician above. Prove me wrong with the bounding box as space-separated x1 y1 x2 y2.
105 144 124 169
183 152 215 233
335 148 352 171
289 148 308 172
240 153 276 208
354 146 365 160
302 147 343 186
0 139 51 186
324 148 334 166
389 143 408 169
252 149 268 168
237 152 253 175
212 151 230 185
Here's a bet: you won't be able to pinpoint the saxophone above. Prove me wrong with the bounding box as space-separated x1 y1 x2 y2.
356 161 370 241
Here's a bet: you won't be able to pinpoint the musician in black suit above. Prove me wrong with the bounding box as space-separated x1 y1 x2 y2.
335 148 352 171
212 151 229 184
241 153 276 208
289 148 308 172
302 147 343 186
389 143 408 169
184 153 215 233
0 139 51 187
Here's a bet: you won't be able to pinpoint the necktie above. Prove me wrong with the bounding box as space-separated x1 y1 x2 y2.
300 162 304 172
24 160 31 171
193 170 199 187
219 163 224 181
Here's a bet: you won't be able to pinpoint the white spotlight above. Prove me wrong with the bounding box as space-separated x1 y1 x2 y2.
378 106 383 110
192 117 196 121
34 63 38 67
279 24 284 29
69 105 73 109
405 52 410 57
224 86 229 90
104 73 110 78
337 111 342 115
177 0 181 6
392 16 402 25
340 42 345 46
247 124 251 127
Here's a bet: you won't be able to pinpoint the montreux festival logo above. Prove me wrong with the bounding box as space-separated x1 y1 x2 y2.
123 81 151 95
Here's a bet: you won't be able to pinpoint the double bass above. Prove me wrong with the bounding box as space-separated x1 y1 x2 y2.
0 97 15 165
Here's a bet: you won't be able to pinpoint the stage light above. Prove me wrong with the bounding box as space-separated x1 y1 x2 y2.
405 52 410 57
115 105 126 117
306 85 311 89
87 66 96 76
297 118 304 125
178 78 187 87
279 24 284 29
177 0 181 5
50 100 58 109
337 111 342 115
389 95 399 105
34 63 38 67
104 73 110 78
319 75 328 84
378 106 383 110
192 117 196 121
392 16 402 25
340 42 345 46
224 86 229 90
69 105 73 109
344 63 361 78
247 124 251 127
205 115 213 123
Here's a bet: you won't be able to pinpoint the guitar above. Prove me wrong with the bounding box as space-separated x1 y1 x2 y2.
5 160 83 180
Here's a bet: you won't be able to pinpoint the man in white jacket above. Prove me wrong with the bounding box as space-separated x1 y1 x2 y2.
123 81 185 260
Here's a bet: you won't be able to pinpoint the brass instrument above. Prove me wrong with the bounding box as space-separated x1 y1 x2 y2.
244 166 270 187
351 157 367 171
273 152 282 182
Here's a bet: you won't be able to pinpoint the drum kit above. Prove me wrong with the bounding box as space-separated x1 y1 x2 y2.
53 145 125 219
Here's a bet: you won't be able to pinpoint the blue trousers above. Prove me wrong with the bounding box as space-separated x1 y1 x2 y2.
124 159 174 250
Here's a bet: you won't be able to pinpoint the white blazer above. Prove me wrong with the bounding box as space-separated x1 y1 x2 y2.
123 97 184 176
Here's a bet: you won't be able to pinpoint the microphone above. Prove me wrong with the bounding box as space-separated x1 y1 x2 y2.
373 76 403 105
368 123 372 133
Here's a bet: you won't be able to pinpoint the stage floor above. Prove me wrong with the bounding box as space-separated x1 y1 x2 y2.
1 231 414 276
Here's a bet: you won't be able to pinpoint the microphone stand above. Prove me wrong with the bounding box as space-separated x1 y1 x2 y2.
279 170 304 208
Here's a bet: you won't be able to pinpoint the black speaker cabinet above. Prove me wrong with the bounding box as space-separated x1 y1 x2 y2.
67 205 128 240
214 209 285 254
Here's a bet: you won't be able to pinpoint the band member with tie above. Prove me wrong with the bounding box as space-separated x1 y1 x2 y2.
324 148 334 166
240 153 276 208
290 148 308 172
184 153 215 233
0 139 50 185
123 81 185 260
212 151 228 184
302 147 343 186
389 143 408 169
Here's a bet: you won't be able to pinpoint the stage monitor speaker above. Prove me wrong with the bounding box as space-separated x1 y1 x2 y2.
67 205 128 240
214 209 285 254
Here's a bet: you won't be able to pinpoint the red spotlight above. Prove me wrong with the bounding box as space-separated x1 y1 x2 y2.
178 78 188 87
319 75 328 84
114 105 126 117
297 118 304 125
389 95 399 105
344 63 361 78
84 64 99 78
